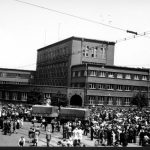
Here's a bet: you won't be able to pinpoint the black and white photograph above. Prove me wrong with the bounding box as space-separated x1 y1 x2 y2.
0 0 150 147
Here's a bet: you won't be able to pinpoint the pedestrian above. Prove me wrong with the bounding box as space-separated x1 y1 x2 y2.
51 119 55 133
90 125 94 141
20 118 24 128
18 136 25 147
44 120 48 131
46 129 51 147
33 130 39 146
35 126 40 136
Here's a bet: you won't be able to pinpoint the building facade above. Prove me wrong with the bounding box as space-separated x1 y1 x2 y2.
0 36 150 108
0 68 67 106
0 68 35 105
70 64 150 107
35 36 115 87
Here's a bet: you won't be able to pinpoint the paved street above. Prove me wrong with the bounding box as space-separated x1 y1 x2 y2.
0 121 142 147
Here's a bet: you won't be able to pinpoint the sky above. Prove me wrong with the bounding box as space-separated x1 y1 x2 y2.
0 0 150 70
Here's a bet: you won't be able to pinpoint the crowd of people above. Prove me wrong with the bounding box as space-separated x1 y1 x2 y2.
52 107 150 147
0 104 29 135
1 103 150 147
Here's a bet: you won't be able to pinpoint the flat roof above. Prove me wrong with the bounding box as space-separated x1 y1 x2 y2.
0 67 35 73
38 36 115 52
71 64 150 72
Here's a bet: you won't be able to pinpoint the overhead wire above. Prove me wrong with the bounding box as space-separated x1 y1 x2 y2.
14 0 127 32
116 31 150 43
13 0 150 44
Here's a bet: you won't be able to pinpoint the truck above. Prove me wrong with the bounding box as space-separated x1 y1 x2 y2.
31 105 59 121
59 107 90 122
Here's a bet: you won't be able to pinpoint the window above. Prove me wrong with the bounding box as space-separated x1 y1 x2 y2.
78 71 81 77
125 74 131 79
98 84 105 89
75 71 78 77
124 86 131 91
2 73 6 77
89 70 97 76
149 101 150 107
91 47 97 58
83 46 89 57
13 92 17 100
134 75 139 80
21 92 27 101
142 75 147 81
98 71 106 77
89 83 96 89
108 97 113 105
81 70 85 76
82 49 85 57
89 96 95 105
124 98 130 106
133 86 139 91
108 72 114 78
107 84 114 90
101 47 106 59
5 92 9 100
116 85 123 91
0 72 2 77
116 97 121 106
141 87 147 92
6 73 17 78
0 91 2 99
91 48 94 58
98 96 105 105
117 73 123 79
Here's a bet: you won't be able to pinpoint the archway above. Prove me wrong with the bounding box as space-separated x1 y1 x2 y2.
70 94 82 106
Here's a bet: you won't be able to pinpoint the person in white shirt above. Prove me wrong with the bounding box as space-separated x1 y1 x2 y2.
73 127 79 140
78 128 83 143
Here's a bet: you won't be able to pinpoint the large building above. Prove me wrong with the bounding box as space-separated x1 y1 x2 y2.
0 36 150 108
70 64 150 107
35 36 115 87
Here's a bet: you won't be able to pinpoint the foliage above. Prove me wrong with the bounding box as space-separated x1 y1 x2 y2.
27 88 44 105
130 92 148 109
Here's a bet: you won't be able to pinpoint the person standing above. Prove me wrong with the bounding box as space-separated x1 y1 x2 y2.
51 119 55 133
90 125 94 141
33 130 39 146
18 136 25 147
46 129 51 147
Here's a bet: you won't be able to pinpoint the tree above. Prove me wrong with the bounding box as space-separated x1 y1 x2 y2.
130 92 148 110
27 88 44 105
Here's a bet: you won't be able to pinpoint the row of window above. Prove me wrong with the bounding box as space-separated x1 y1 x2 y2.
72 70 148 81
36 79 67 86
37 62 68 69
0 91 28 101
37 70 67 78
89 83 148 91
0 72 32 79
0 81 29 85
71 83 148 92
37 63 68 79
82 46 106 59
88 96 131 106
38 46 69 62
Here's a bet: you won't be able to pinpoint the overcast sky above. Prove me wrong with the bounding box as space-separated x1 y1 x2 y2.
0 0 150 70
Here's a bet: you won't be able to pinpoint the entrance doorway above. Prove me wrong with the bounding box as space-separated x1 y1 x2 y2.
70 94 82 106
